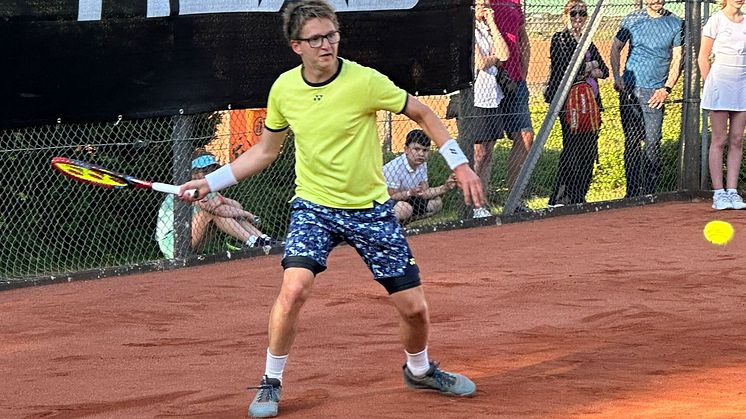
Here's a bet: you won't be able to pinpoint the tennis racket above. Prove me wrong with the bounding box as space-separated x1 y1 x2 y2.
51 156 195 197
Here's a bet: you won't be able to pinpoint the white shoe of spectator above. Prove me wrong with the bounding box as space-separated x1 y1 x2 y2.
713 192 734 210
728 191 746 210
472 207 491 218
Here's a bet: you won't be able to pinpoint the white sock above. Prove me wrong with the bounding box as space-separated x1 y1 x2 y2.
264 348 288 383
714 189 725 196
245 235 259 247
727 188 738 195
405 347 431 377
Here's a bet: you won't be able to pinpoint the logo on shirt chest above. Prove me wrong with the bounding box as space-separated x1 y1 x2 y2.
313 94 323 102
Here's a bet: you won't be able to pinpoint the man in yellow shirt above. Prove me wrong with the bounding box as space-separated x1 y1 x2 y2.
180 1 485 417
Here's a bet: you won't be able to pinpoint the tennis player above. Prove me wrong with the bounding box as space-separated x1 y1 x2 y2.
179 1 483 417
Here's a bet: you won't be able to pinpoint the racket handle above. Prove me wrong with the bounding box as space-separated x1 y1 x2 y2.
152 182 195 198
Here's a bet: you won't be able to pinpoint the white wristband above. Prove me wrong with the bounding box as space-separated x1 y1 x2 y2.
439 139 469 170
205 164 238 192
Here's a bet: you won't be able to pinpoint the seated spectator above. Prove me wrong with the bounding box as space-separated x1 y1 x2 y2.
383 130 458 224
155 150 280 258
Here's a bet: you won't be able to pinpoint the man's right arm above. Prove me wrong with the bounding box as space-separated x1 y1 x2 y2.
178 128 287 201
229 128 287 180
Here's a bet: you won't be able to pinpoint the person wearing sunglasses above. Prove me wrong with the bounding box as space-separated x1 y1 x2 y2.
178 1 482 417
543 0 609 206
610 0 683 198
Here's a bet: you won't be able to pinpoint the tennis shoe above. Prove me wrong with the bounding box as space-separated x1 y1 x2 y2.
472 207 491 218
402 361 476 397
248 376 282 418
728 191 746 210
713 192 734 210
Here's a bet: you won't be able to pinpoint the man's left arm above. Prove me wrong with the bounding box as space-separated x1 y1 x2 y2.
402 95 485 207
648 45 683 109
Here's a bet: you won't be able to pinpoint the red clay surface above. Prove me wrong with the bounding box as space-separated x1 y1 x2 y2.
2 201 746 418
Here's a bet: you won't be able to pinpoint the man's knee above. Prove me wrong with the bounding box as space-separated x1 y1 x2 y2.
278 268 315 308
395 201 414 221
390 286 429 321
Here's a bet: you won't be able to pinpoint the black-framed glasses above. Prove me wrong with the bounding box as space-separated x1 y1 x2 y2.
569 9 588 18
296 31 340 48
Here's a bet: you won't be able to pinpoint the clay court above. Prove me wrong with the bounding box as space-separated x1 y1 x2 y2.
2 201 746 418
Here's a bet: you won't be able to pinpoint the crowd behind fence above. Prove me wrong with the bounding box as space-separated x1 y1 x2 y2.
0 0 726 285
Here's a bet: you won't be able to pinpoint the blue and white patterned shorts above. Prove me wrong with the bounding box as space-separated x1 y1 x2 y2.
282 198 421 294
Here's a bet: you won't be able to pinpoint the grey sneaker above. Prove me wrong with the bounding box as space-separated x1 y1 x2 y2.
728 191 746 210
402 361 476 397
248 376 282 418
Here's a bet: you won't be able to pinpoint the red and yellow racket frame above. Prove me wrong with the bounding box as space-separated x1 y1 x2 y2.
51 157 152 190
50 156 188 195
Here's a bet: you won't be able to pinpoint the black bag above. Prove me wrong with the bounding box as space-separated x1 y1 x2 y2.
496 67 517 95
445 92 461 119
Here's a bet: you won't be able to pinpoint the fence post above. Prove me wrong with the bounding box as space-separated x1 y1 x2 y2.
679 0 702 192
171 115 194 259
383 111 393 153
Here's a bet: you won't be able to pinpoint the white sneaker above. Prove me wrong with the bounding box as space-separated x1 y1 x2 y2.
713 192 734 210
728 191 746 210
472 207 491 218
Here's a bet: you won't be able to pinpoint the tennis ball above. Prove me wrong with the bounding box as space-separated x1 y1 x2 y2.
703 220 734 245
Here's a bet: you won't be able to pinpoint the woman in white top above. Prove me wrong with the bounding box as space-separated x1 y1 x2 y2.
458 0 509 218
698 0 746 210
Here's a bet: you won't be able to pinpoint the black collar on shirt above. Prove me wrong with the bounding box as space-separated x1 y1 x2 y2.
302 58 344 87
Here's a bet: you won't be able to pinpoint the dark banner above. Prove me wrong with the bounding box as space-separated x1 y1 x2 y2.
0 1 473 129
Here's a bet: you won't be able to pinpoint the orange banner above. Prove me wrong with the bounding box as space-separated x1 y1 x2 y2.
229 108 266 161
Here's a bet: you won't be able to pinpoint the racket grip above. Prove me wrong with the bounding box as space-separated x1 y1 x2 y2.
152 182 195 198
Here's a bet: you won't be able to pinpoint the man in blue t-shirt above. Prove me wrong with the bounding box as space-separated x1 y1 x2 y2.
610 0 683 197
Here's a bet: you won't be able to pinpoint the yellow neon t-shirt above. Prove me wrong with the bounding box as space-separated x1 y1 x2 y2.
265 58 408 209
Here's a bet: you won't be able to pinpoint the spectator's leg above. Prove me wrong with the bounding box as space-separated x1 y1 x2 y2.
639 87 664 195
725 111 746 189
474 140 496 196
709 111 729 190
550 122 574 205
505 81 534 190
457 87 478 218
425 197 443 216
575 130 600 203
619 89 645 198
394 201 414 224
191 210 213 249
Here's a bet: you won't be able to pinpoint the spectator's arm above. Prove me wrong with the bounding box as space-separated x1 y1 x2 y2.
388 187 413 201
487 18 510 63
544 32 566 103
590 43 610 79
519 23 530 81
610 37 625 90
698 36 714 81
665 45 683 89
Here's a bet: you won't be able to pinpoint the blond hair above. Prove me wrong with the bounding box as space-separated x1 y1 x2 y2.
282 0 339 43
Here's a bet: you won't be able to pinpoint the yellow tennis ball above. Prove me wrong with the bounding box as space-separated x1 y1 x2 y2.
703 220 734 245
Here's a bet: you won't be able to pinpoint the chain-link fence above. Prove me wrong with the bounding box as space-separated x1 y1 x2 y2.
1 0 719 285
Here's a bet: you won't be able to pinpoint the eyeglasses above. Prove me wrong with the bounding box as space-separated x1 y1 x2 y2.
296 31 340 48
569 9 588 18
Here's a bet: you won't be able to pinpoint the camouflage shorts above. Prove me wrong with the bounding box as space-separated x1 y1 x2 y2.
282 198 420 292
